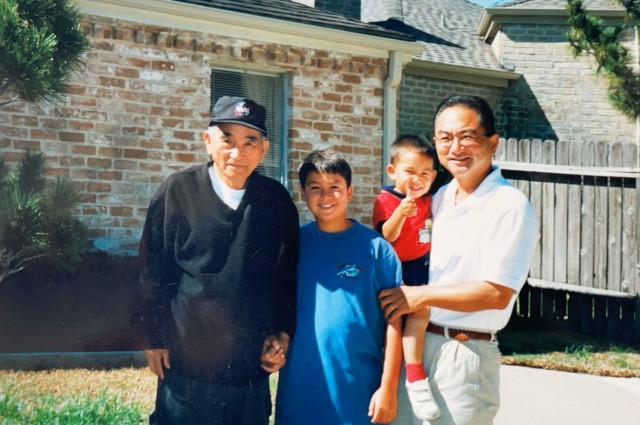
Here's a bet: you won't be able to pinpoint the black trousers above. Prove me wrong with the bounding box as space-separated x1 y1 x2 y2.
149 369 272 425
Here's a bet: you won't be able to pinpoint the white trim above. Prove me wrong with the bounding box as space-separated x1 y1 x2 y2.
77 0 423 59
495 160 640 179
527 278 636 299
478 7 627 41
405 60 519 88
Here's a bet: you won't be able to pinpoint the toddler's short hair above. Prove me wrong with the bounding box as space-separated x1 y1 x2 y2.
390 134 436 165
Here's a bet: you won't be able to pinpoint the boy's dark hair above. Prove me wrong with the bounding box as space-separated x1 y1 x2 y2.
299 149 352 188
390 134 436 165
433 95 496 137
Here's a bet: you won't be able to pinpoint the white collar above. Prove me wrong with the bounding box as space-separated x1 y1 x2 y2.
208 166 245 210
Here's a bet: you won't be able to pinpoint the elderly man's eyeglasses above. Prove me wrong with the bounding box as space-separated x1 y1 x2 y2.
435 132 487 148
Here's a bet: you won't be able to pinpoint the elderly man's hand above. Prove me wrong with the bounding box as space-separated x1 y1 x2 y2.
145 349 170 380
378 285 427 322
260 332 290 373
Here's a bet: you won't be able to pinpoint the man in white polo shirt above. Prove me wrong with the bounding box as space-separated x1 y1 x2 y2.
380 94 538 425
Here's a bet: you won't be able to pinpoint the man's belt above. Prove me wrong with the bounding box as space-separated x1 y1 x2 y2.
427 323 495 342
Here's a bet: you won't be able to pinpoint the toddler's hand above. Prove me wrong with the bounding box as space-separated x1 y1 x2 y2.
398 190 417 217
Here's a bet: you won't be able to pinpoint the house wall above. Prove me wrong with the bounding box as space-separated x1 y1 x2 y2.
398 74 507 139
493 22 636 143
0 14 389 255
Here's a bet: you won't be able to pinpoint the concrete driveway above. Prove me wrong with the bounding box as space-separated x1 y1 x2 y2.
496 365 640 425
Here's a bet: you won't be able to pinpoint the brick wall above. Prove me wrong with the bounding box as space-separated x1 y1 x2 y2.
398 74 506 139
494 23 636 142
0 14 388 255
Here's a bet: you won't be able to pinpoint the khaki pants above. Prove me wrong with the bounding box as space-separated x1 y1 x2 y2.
392 332 501 425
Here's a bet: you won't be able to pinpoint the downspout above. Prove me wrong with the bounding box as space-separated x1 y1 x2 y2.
383 50 404 184
636 26 640 168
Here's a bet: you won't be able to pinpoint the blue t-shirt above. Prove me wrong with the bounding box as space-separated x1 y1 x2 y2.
276 220 402 425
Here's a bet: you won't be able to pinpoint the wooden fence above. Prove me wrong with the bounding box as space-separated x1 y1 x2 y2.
494 138 640 343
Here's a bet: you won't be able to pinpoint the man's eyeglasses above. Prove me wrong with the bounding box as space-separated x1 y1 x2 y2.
435 132 487 148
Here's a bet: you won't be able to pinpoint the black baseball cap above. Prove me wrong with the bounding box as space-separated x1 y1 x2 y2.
209 96 268 136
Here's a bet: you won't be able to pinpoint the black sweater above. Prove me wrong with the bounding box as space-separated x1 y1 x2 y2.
139 163 299 385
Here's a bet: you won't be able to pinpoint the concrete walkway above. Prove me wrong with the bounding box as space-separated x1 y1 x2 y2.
496 365 640 425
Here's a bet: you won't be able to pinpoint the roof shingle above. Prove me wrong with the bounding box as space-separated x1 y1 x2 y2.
496 0 623 10
173 0 414 41
387 0 506 72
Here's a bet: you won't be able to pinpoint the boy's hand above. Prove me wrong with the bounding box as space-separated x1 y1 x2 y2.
260 332 290 373
368 386 398 423
398 190 417 217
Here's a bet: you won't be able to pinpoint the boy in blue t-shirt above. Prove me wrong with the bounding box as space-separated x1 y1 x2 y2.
275 149 403 425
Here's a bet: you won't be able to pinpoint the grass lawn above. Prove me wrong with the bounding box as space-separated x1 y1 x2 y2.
1 322 638 423
498 317 640 377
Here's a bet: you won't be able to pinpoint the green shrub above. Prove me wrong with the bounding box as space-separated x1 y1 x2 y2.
0 150 88 284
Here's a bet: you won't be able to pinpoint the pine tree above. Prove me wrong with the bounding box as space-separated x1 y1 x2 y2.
567 0 640 119
0 0 88 106
0 150 88 284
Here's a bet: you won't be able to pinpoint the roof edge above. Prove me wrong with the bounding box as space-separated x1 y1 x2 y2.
478 6 627 39
78 0 423 58
406 59 521 88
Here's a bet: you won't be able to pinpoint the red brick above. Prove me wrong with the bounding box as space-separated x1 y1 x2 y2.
93 41 115 51
98 171 123 180
173 131 195 141
124 148 149 159
115 90 140 101
123 127 146 136
113 159 138 170
87 182 112 192
88 158 112 168
292 119 312 129
162 118 184 128
12 115 38 126
168 142 188 151
343 74 361 84
14 140 42 150
65 84 86 95
175 153 196 162
335 84 352 93
98 147 122 158
46 168 70 178
72 145 97 155
140 139 164 149
70 168 97 179
110 206 133 216
79 194 97 204
313 122 333 132
152 60 175 71
140 162 162 172
70 97 98 107
59 132 86 143
41 118 68 129
322 93 342 102
362 117 380 126
68 121 95 131
335 104 353 113
30 129 57 140
127 57 151 68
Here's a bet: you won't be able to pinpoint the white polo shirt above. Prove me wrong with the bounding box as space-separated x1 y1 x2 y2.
429 166 538 333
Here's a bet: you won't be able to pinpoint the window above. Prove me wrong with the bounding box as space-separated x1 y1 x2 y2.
210 68 287 183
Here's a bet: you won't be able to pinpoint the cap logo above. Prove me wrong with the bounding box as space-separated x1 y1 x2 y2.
234 101 252 117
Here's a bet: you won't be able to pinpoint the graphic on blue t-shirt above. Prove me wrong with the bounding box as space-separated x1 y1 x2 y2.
337 263 363 279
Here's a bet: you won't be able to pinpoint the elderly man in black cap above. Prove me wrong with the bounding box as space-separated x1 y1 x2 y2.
139 96 299 425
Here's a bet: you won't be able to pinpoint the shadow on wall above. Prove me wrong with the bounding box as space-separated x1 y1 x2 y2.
503 76 558 141
0 252 146 353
